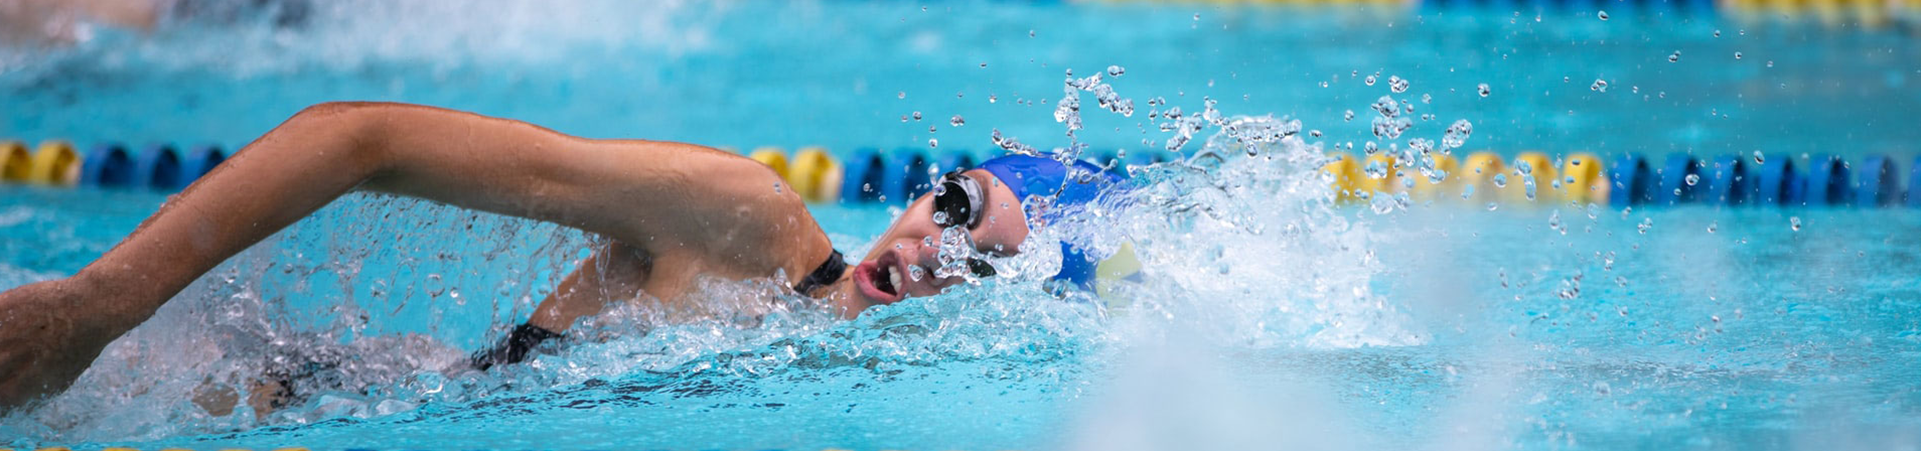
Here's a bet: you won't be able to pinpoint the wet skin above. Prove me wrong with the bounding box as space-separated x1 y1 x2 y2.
834 168 1031 310
0 102 1033 409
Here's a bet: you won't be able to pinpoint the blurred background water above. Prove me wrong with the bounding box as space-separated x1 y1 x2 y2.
2 1 1920 450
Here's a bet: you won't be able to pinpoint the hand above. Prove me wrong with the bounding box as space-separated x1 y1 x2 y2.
0 278 132 409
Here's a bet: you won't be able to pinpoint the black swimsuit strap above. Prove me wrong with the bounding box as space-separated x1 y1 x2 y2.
792 249 846 296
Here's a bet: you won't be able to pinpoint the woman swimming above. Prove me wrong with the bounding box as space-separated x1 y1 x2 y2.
0 102 1121 409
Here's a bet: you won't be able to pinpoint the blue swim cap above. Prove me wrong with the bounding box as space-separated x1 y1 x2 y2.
977 154 1124 289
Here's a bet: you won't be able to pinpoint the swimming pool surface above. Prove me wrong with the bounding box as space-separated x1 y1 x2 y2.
4 1 1921 450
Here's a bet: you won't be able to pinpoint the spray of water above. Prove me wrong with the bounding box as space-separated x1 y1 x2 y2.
2 69 1449 446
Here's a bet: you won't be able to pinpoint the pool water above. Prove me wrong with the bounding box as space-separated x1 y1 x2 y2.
5 1 1921 450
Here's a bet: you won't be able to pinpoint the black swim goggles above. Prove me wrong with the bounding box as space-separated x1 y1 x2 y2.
931 171 997 278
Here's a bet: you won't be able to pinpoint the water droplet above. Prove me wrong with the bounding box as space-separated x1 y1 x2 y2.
1789 216 1802 231
1478 83 1491 97
1597 10 1609 20
1389 75 1409 93
929 138 939 148
774 182 782 193
1669 51 1681 63
1364 74 1378 86
1107 65 1126 77
1492 173 1509 188
1591 79 1609 92
1685 174 1700 186
1443 119 1473 149
950 115 965 127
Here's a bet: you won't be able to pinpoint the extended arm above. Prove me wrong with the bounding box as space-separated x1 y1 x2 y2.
0 102 809 408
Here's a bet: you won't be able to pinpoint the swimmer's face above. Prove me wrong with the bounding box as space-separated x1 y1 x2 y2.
847 169 1028 310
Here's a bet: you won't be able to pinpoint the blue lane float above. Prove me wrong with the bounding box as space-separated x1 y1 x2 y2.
1754 155 1798 206
1853 154 1899 207
1911 155 1921 207
178 144 227 189
1657 153 1700 206
80 143 135 187
132 143 182 190
839 147 886 203
1607 153 1652 206
1701 155 1751 205
1801 154 1852 206
879 148 931 203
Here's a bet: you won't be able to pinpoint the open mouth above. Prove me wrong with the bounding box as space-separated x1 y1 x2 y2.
855 250 906 304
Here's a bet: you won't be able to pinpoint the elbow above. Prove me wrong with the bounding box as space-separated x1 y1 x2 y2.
282 101 397 174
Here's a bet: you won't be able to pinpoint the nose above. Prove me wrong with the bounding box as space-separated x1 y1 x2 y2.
911 235 943 272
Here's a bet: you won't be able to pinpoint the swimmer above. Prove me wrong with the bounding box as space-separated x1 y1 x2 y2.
0 102 1122 409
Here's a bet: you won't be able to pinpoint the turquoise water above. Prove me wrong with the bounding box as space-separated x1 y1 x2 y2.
5 1 1921 450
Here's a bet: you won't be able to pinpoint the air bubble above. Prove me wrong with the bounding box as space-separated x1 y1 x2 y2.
1753 151 1765 164
1597 10 1609 20
913 111 923 120
1789 216 1802 231
1685 174 1700 186
950 115 966 127
1365 74 1378 86
1486 202 1498 211
929 138 939 148
1107 65 1126 77
1492 174 1508 188
1734 52 1743 60
1478 83 1491 97
1669 51 1681 63
1591 79 1609 92
1345 110 1355 121
1389 75 1409 93
898 92 906 99
1707 221 1718 233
